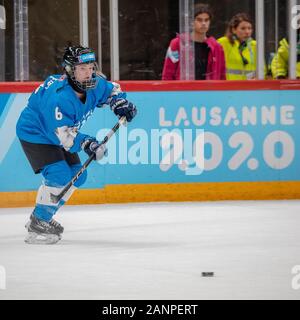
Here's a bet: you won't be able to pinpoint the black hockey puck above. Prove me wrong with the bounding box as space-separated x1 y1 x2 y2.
201 272 214 277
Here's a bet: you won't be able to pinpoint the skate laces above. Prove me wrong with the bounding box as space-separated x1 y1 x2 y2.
39 220 50 227
49 219 62 228
49 219 64 234
37 218 57 231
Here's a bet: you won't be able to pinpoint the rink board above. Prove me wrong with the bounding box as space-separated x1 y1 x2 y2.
0 80 300 207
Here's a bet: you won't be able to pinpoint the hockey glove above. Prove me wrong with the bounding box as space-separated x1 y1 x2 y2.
110 98 137 122
81 138 107 161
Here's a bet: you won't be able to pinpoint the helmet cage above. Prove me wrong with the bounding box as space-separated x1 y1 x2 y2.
63 47 99 92
65 62 99 92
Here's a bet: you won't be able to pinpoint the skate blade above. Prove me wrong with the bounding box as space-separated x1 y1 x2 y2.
25 232 61 245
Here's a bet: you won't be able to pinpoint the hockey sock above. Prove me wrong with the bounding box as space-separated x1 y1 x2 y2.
33 184 76 222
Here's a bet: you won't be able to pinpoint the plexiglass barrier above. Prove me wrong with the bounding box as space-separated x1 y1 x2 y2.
0 5 5 81
14 0 29 81
1 0 300 81
179 0 194 80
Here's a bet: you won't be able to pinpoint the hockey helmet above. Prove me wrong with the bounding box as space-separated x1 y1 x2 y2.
63 45 98 92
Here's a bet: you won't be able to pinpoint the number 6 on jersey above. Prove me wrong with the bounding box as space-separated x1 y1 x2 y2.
55 107 63 120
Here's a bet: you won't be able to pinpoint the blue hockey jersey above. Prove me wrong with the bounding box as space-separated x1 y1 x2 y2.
16 74 125 153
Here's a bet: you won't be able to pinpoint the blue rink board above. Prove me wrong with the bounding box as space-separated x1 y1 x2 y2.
0 90 299 191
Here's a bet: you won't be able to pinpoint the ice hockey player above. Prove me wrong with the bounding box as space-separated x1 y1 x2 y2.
16 45 137 244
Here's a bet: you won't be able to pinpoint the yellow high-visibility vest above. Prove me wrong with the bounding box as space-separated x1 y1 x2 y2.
271 38 300 78
217 36 257 80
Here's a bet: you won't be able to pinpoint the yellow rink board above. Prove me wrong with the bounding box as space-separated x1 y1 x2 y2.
1 181 300 208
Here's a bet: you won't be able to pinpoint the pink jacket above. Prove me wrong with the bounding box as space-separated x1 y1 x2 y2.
162 34 226 80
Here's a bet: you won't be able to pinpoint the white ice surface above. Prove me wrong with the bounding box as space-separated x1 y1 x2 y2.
0 200 300 300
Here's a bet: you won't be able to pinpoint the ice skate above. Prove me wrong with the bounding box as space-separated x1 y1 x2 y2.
25 213 64 235
25 231 61 245
25 214 62 245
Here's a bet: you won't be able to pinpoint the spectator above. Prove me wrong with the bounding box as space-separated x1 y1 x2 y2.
162 3 226 80
218 13 257 80
271 36 300 79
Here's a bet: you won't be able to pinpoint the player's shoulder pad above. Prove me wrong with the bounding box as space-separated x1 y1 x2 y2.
94 75 113 93
96 73 108 84
43 74 68 92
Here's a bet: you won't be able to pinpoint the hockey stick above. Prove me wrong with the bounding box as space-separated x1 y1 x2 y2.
50 116 127 204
